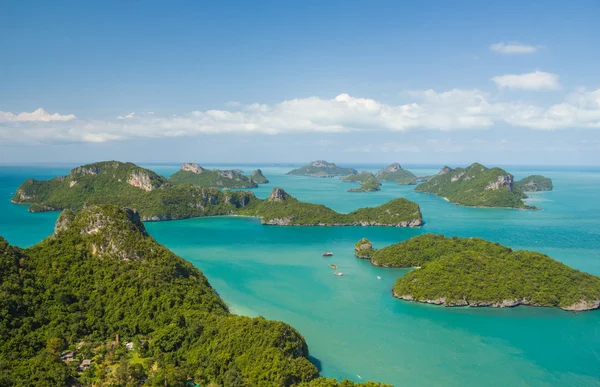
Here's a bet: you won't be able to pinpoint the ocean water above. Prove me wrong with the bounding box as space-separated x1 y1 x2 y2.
1 163 600 386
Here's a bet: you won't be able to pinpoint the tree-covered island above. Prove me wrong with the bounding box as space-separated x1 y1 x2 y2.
0 204 392 386
286 161 358 177
354 235 600 311
414 163 536 209
12 161 423 227
342 172 382 192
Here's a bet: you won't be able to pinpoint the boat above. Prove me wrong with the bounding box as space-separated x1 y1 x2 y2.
377 276 382 280
334 272 344 276
328 264 338 269
322 252 333 257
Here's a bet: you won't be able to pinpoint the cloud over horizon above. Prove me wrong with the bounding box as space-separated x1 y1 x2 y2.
2 87 600 145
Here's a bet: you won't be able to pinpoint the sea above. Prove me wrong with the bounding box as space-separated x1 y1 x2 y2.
1 163 599 386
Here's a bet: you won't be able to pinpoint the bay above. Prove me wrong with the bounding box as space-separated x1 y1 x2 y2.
1 163 599 386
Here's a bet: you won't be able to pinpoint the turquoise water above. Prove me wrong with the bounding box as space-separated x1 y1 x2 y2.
1 164 600 386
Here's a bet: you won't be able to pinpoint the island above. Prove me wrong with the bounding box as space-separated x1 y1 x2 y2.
169 162 258 188
342 172 382 192
286 160 358 177
0 204 392 386
242 188 421 226
515 175 553 192
414 163 535 209
375 163 416 182
354 235 600 311
12 161 423 227
250 168 269 184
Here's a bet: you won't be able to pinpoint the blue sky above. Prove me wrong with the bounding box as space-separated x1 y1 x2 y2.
1 0 600 165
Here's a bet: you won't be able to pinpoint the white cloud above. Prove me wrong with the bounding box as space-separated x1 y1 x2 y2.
0 108 76 123
490 42 540 54
502 88 600 129
491 71 560 90
117 112 135 119
3 88 600 144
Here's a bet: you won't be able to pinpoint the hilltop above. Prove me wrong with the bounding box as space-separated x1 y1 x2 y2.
12 162 423 227
287 160 358 177
250 168 269 184
355 235 600 311
169 162 258 188
515 175 553 192
342 172 382 192
414 163 534 209
375 163 417 182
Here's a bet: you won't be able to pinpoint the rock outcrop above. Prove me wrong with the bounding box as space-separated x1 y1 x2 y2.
485 174 514 191
438 166 453 175
268 187 289 202
354 238 375 258
127 171 156 191
250 169 269 184
181 163 206 174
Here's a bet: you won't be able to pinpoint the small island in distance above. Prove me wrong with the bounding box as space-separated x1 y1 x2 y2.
342 172 382 192
355 235 600 311
287 160 358 177
515 175 554 192
12 161 423 227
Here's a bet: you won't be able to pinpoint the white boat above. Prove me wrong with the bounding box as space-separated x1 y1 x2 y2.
334 272 344 276
377 276 382 280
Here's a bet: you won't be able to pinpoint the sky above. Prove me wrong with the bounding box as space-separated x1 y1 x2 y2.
1 0 600 165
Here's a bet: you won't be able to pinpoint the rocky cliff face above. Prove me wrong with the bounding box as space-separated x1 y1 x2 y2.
217 170 233 179
485 174 514 191
309 160 333 168
438 166 453 175
127 171 156 191
54 205 148 261
376 163 401 177
13 187 33 202
250 169 269 184
268 187 289 202
181 163 206 174
393 292 600 311
71 165 101 175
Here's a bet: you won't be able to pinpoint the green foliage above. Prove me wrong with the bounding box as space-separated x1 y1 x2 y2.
241 194 422 226
170 169 258 188
415 163 534 209
368 234 510 267
287 161 358 177
249 169 269 184
14 162 422 227
344 173 381 192
396 176 432 185
375 163 416 182
383 235 600 309
341 172 377 183
515 175 553 192
354 238 375 258
0 205 320 386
